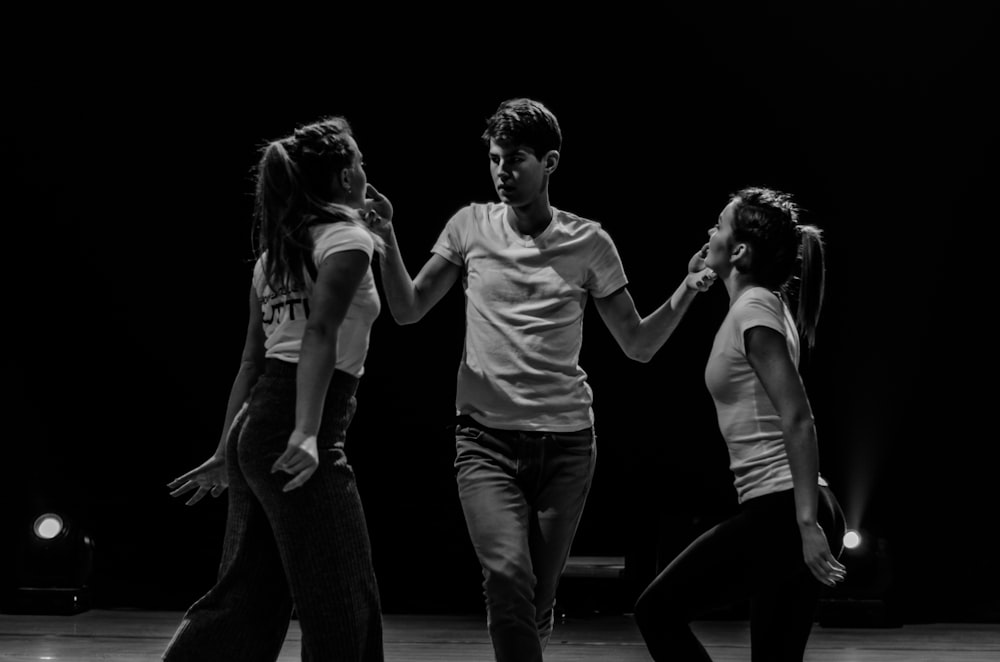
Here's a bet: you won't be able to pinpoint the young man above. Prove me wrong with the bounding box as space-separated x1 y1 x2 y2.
367 98 715 662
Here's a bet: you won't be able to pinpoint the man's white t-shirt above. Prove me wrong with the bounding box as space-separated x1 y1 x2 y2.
432 202 628 432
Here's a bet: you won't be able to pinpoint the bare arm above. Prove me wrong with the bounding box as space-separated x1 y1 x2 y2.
377 223 461 325
212 285 266 457
594 245 716 362
294 249 371 436
362 185 461 325
168 284 265 505
594 277 704 363
745 325 846 587
269 248 371 493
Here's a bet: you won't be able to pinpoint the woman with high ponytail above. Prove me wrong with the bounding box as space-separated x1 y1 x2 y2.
635 187 846 661
794 223 826 351
164 116 389 661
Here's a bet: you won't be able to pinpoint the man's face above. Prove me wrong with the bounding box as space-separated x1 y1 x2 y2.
488 140 546 206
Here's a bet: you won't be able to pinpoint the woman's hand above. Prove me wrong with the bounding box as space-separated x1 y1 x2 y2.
801 522 847 587
363 183 394 238
168 455 228 506
167 400 249 505
271 429 319 492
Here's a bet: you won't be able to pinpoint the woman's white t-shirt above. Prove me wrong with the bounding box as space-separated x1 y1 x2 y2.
704 287 827 502
252 222 380 377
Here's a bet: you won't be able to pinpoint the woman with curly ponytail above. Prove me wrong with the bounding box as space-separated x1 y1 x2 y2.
164 116 389 661
635 187 846 661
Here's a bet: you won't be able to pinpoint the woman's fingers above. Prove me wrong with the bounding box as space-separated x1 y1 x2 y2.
282 465 317 492
809 563 834 587
185 486 211 506
272 447 317 475
827 560 847 582
271 448 295 473
809 555 847 586
168 468 201 488
169 480 198 498
271 434 320 491
168 462 227 507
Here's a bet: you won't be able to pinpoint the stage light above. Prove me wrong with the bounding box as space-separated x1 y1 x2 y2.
34 514 64 540
1 510 95 615
819 530 899 628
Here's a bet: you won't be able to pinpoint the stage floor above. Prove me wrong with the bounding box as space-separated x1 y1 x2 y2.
1 610 998 661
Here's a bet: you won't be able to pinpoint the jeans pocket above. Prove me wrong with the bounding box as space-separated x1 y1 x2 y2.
552 428 594 455
455 416 486 443
454 421 490 473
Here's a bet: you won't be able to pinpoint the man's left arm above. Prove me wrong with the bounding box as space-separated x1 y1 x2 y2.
594 245 715 362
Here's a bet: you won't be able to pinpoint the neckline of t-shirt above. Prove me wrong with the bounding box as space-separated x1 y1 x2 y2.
499 203 560 246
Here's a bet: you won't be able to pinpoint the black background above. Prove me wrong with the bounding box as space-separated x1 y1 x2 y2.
5 5 997 622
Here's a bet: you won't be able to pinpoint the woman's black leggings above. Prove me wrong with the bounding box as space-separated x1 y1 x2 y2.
634 486 844 662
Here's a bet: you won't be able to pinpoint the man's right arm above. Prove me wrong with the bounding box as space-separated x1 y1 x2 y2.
378 224 461 325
